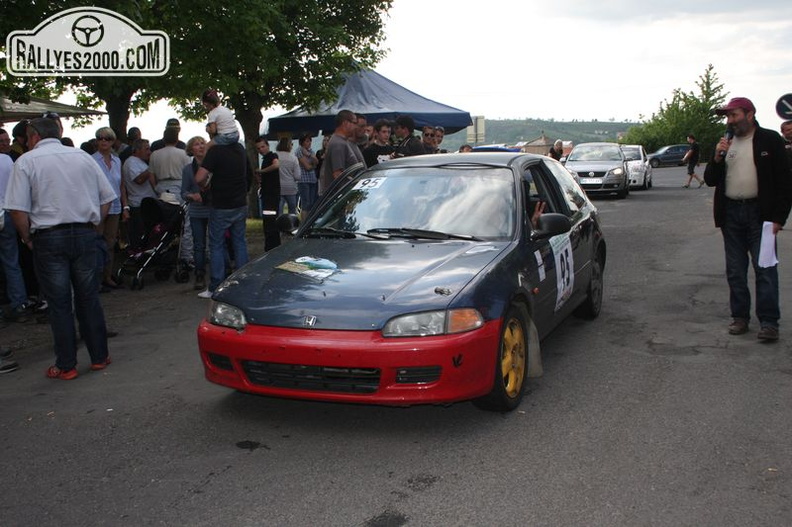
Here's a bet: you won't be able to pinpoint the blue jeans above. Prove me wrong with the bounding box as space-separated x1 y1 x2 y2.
0 211 28 308
190 215 209 273
208 206 249 291
298 182 318 215
213 131 240 146
279 194 298 215
33 225 108 370
721 200 779 328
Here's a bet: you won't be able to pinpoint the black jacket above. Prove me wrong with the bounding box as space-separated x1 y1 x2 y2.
394 135 425 157
704 125 792 228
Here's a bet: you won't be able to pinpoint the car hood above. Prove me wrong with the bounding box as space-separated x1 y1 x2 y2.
214 238 509 330
564 160 623 171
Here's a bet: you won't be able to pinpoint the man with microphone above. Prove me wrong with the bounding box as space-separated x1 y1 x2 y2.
704 97 792 341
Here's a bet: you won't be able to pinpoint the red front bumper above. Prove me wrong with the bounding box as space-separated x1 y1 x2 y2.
197 319 502 406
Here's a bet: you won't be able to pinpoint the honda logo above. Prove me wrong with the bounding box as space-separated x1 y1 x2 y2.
303 315 317 327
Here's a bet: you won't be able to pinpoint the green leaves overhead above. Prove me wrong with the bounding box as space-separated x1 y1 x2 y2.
1 0 392 142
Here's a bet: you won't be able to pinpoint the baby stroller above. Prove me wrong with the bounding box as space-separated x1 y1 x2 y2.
115 197 190 290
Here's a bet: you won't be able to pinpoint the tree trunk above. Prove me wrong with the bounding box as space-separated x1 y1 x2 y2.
103 90 135 142
232 92 265 218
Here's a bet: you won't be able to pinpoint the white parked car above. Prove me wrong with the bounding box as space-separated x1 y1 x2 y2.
621 144 653 190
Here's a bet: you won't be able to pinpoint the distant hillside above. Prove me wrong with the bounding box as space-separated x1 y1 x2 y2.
441 118 639 151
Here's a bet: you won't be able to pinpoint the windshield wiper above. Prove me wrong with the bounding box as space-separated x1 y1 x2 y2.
305 226 357 238
305 227 388 239
367 228 481 241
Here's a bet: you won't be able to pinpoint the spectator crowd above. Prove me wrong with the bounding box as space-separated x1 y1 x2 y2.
0 104 454 376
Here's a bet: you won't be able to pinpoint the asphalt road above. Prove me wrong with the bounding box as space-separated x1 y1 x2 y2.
2 165 791 527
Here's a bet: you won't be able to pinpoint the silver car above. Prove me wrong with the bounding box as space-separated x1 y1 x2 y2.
621 144 653 190
563 142 629 199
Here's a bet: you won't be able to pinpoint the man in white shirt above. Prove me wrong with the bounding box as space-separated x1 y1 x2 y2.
5 118 116 379
0 151 29 323
149 127 190 199
123 139 158 248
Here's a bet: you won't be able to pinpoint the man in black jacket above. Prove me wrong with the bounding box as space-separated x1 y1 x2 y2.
194 139 253 297
393 115 425 157
704 97 792 341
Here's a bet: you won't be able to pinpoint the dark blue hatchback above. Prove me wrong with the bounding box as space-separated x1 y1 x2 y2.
200 153 606 411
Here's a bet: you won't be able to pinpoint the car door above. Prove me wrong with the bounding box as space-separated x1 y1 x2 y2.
518 164 558 334
522 159 585 326
539 158 595 315
671 145 688 164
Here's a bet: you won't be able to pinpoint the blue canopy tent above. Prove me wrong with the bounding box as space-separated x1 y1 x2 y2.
266 69 472 137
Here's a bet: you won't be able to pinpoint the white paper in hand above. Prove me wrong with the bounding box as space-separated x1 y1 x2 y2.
759 221 778 268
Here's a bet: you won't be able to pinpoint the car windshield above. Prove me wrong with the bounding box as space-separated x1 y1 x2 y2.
308 166 516 240
621 146 640 161
567 144 623 162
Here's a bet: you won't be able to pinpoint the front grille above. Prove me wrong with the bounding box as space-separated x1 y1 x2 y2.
242 361 380 393
396 366 441 384
581 171 606 178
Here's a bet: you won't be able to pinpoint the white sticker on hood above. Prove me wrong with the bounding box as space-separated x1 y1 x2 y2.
276 256 339 281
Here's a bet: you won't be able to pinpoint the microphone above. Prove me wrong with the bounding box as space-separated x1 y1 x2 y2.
719 128 734 158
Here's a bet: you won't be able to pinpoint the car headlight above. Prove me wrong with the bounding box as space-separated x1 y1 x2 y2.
210 301 247 330
382 308 484 337
607 167 624 177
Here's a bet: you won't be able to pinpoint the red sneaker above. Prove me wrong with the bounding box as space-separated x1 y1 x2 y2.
46 365 78 380
90 356 112 371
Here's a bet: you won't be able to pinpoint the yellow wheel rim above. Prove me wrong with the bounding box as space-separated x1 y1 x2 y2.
500 317 526 399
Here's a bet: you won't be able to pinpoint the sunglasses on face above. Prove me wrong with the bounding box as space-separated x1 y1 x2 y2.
97 136 114 141
424 133 435 137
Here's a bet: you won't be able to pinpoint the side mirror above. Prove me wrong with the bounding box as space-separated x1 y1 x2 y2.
531 212 572 240
276 213 300 234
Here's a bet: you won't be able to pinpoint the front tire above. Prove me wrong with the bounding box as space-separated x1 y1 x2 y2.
474 303 529 412
650 158 659 168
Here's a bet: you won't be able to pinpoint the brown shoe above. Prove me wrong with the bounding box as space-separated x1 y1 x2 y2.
757 326 779 342
728 318 749 335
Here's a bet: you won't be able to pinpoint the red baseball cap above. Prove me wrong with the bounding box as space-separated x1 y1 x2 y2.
714 97 756 115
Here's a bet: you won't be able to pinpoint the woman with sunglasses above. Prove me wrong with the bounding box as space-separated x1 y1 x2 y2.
91 126 128 291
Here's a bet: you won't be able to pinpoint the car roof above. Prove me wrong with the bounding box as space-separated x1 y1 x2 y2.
656 144 688 150
372 152 546 170
571 142 619 148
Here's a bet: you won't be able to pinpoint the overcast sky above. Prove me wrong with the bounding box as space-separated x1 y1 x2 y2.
375 0 792 122
62 0 792 144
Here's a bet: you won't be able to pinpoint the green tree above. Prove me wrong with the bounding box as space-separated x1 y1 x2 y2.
167 1 391 150
622 64 727 158
1 0 392 148
167 0 392 211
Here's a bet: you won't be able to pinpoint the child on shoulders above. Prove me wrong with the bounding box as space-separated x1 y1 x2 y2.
202 89 239 148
